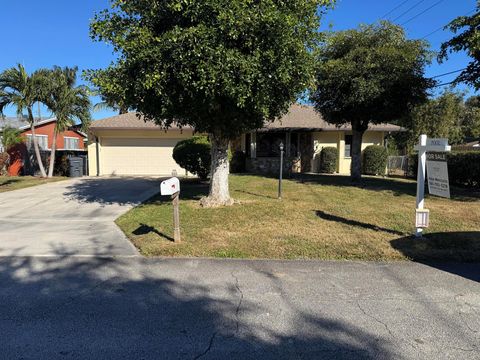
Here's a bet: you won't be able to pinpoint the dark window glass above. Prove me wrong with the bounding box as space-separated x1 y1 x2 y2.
256 132 286 157
245 133 251 157
345 135 352 158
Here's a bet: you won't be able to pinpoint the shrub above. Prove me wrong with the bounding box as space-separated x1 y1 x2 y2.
319 147 337 173
448 152 480 188
0 152 9 175
230 150 246 173
363 145 388 175
173 136 211 179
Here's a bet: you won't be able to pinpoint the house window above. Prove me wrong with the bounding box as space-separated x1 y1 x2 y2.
64 137 79 150
344 135 352 158
256 132 286 157
26 134 48 150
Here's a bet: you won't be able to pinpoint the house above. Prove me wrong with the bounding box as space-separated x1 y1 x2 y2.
19 118 88 152
87 104 402 177
3 118 88 176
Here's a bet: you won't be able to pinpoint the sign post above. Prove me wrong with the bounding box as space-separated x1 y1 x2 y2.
278 142 284 200
160 177 181 242
413 135 451 237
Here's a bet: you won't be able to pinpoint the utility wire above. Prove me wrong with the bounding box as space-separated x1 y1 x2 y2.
420 9 476 39
400 0 445 26
380 0 412 19
392 0 427 22
433 80 456 87
429 68 466 79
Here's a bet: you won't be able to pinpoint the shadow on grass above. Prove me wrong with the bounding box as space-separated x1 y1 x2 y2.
391 232 480 281
0 178 21 187
133 223 174 242
0 246 395 359
314 210 407 236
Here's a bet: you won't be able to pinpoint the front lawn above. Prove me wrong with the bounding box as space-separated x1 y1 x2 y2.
116 174 480 262
0 176 67 193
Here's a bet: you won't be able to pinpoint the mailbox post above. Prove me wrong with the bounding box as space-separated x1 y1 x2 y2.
160 177 181 242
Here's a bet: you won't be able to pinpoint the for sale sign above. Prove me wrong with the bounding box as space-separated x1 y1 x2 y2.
426 152 450 199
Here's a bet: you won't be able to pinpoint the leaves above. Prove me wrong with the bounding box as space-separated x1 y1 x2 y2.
86 0 334 138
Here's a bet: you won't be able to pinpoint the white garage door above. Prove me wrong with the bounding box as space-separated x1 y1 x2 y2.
100 138 185 176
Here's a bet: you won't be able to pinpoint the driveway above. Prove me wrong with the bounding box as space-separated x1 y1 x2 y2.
0 257 478 359
0 177 159 256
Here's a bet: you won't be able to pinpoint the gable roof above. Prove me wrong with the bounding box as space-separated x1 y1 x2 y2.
262 104 404 132
89 105 404 132
90 112 192 130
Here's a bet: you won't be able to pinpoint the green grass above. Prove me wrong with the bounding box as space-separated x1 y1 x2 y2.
116 174 480 262
0 176 67 193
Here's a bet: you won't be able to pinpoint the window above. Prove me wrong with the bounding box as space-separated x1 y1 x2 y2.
344 135 352 158
64 137 79 150
256 132 286 157
26 134 48 150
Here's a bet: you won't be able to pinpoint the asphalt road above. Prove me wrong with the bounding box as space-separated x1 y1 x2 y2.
0 257 478 359
0 177 159 256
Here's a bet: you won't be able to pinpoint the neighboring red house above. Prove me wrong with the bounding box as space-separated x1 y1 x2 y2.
8 118 87 176
19 118 87 151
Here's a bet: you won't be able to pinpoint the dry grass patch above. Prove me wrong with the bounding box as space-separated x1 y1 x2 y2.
0 176 67 193
116 174 480 261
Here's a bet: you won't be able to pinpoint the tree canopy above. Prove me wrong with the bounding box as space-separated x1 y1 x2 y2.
310 21 434 181
440 7 480 89
87 0 334 205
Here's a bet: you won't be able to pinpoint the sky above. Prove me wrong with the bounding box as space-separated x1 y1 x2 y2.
0 0 477 120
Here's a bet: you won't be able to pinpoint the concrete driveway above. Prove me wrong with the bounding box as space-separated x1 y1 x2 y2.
0 177 160 256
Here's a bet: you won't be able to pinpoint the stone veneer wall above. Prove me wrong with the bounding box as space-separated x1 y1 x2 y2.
246 157 301 174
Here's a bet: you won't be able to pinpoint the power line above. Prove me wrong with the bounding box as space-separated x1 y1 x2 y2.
433 80 456 87
392 0 427 22
429 68 466 79
400 0 445 26
380 0 412 19
420 8 476 39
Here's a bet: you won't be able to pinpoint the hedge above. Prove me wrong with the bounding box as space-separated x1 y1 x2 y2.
230 150 246 173
363 145 387 175
407 151 480 188
319 147 337 173
173 136 211 180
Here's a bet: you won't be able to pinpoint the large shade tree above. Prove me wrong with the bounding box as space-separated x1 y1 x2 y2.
42 66 91 178
0 64 49 177
86 0 334 206
311 22 434 182
440 6 480 89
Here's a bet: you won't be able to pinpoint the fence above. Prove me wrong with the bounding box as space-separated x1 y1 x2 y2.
387 155 408 177
23 149 88 176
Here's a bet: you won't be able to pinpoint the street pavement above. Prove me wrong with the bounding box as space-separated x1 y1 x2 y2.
0 177 159 256
0 256 478 359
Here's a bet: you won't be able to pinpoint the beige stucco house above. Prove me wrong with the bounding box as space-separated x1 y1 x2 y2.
88 104 402 176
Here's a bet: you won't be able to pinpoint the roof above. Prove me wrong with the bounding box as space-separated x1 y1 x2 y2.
18 118 88 138
263 104 404 132
0 117 29 130
90 112 192 130
89 105 404 133
463 140 480 147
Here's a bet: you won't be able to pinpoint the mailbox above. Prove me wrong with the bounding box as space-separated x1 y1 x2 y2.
161 177 180 196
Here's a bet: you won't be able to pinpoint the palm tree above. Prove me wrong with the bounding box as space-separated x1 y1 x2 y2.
0 64 49 177
43 66 91 178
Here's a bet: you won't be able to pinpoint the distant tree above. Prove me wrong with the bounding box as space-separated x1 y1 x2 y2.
86 0 334 206
42 66 91 178
406 90 465 148
311 22 434 182
463 96 480 139
0 65 49 177
440 8 480 89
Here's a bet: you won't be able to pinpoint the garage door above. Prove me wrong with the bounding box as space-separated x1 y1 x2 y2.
100 138 185 176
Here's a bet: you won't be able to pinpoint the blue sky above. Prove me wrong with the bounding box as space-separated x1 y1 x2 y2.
0 0 477 120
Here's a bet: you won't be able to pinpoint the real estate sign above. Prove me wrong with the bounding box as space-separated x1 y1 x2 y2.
426 152 450 199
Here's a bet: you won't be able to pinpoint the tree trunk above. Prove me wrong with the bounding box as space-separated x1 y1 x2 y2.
350 127 365 183
200 134 233 207
28 108 47 178
47 128 58 178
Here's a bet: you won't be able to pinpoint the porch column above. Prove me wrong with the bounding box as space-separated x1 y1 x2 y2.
250 132 256 158
286 132 291 157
